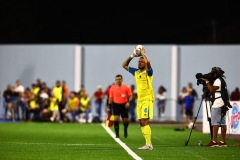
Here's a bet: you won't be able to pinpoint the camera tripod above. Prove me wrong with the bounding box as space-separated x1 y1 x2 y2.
185 96 213 146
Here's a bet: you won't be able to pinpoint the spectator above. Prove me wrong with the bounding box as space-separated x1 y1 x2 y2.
79 92 92 123
38 88 50 121
26 92 41 121
104 83 113 114
39 97 50 122
3 84 14 120
187 82 198 100
23 88 32 120
41 82 51 97
230 87 240 101
52 80 64 122
78 84 86 99
182 89 194 128
156 85 167 120
39 88 49 100
187 82 198 116
13 80 26 120
42 92 59 122
31 83 40 96
62 80 69 112
178 86 188 117
36 78 42 90
93 85 104 120
62 91 80 123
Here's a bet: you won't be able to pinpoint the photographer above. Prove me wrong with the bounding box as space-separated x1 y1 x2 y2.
199 67 228 147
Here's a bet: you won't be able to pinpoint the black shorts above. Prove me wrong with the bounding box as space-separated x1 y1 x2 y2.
112 102 129 118
185 109 193 116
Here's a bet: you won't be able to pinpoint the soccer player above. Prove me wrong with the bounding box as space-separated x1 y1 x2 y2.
122 45 155 150
108 74 132 138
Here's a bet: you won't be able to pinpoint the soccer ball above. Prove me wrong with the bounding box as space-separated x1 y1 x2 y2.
134 45 144 56
188 122 194 129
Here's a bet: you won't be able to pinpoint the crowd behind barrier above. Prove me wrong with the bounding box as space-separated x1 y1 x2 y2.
1 79 239 124
1 79 93 123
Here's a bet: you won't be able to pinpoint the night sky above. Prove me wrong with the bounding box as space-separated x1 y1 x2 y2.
1 1 240 44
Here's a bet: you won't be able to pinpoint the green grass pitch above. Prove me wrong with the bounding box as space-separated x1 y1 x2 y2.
0 122 239 160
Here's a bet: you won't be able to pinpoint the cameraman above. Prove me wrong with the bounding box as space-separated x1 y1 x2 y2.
200 67 227 147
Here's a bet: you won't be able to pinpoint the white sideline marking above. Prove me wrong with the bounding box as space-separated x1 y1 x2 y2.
101 123 142 160
2 142 105 146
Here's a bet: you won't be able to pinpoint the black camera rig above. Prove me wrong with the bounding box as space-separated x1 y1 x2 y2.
195 72 214 98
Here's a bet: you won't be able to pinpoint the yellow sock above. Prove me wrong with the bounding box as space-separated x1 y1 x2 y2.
143 125 151 144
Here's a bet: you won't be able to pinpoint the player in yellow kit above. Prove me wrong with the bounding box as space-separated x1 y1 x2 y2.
122 45 155 150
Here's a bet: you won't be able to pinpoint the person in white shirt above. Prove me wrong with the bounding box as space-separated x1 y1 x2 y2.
14 80 26 120
156 86 167 120
201 67 228 147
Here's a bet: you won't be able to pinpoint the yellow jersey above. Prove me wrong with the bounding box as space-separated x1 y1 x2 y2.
49 97 58 111
32 87 40 95
52 86 63 102
68 97 79 110
80 97 91 111
129 67 155 101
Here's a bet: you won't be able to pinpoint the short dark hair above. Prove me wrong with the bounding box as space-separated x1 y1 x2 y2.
115 74 123 79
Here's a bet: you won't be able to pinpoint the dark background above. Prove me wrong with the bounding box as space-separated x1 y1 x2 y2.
1 1 240 44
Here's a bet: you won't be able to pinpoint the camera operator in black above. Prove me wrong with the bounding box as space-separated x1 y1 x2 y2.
200 67 228 147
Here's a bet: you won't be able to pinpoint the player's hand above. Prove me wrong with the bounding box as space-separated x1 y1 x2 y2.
141 47 146 56
130 49 137 58
125 102 130 109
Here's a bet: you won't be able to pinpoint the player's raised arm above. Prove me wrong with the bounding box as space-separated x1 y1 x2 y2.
122 47 137 70
141 47 152 70
122 56 133 71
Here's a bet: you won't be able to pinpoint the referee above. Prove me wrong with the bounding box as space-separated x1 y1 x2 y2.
108 74 132 138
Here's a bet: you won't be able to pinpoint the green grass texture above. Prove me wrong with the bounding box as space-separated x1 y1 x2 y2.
0 122 239 160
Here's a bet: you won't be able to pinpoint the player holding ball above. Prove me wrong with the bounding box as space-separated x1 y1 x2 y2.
122 45 155 150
